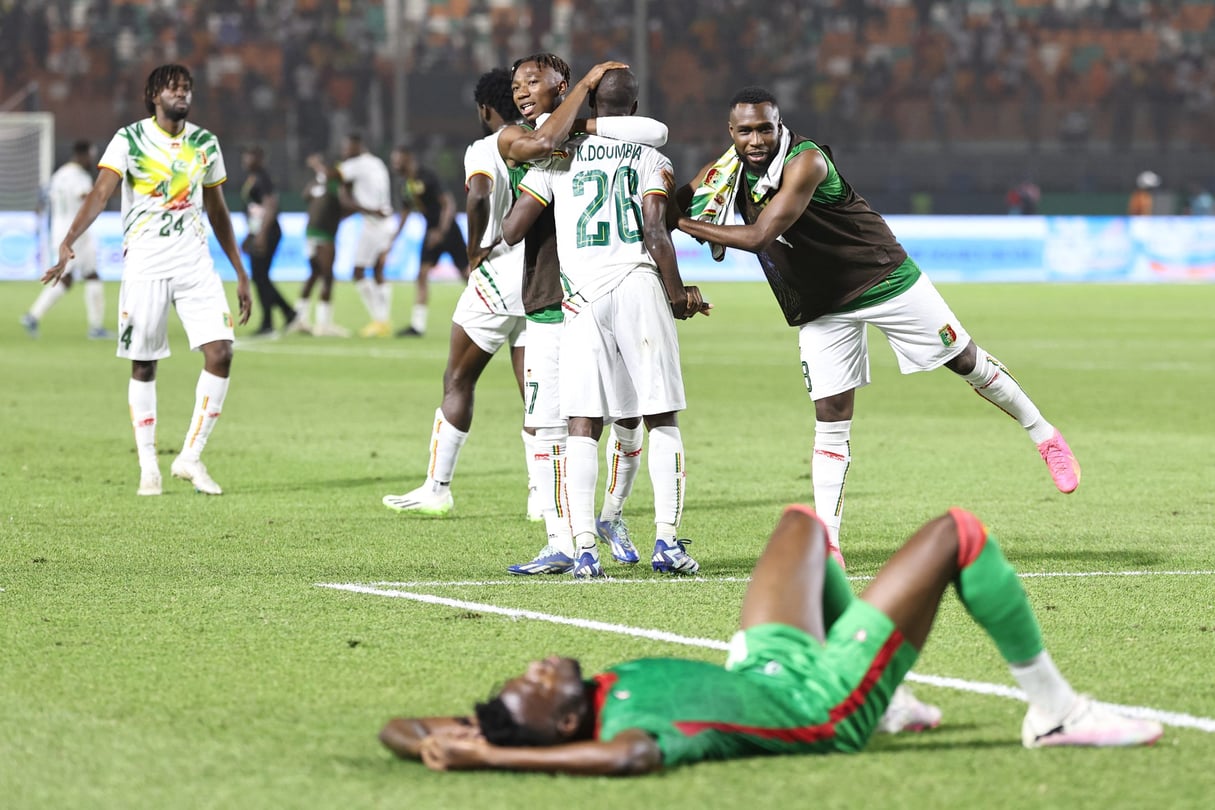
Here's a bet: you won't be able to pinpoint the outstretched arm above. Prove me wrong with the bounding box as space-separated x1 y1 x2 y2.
676 149 826 253
42 168 120 285
202 183 252 325
420 728 662 776
581 116 668 148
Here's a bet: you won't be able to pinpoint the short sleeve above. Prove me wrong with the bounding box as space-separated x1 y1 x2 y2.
640 149 671 198
337 157 356 184
464 139 495 187
97 130 128 178
204 137 227 186
517 165 552 206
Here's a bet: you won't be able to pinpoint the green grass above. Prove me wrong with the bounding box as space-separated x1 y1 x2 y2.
2 280 1213 809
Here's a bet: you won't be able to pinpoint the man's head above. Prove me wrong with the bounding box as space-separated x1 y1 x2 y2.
474 68 517 135
510 53 571 123
728 86 782 173
389 145 415 177
342 132 365 160
144 64 193 121
71 139 94 166
589 69 638 118
474 656 591 747
241 144 264 172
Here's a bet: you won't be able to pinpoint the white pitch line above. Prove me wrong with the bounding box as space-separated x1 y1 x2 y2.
366 569 1215 589
318 581 1215 734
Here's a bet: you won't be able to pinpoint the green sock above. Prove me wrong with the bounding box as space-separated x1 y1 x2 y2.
822 555 855 630
954 534 1044 664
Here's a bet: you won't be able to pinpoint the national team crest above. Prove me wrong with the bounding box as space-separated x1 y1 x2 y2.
938 324 957 347
223 312 233 328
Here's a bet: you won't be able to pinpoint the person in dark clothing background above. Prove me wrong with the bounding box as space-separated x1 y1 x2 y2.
241 145 301 336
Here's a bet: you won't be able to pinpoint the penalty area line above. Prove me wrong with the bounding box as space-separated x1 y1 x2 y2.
317 582 1215 734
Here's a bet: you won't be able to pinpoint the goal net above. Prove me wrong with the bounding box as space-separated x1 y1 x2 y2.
0 112 54 275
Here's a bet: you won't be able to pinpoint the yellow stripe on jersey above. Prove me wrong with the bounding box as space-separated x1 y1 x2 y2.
518 184 549 206
98 163 124 178
643 188 668 198
202 178 227 188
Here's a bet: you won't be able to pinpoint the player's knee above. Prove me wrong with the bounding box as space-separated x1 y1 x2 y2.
924 513 964 568
204 341 234 372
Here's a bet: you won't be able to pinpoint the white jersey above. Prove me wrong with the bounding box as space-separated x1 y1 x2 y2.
337 151 392 217
98 118 227 280
48 161 93 245
518 133 670 308
463 129 525 315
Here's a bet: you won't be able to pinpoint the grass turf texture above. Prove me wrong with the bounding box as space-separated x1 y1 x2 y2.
2 280 1212 809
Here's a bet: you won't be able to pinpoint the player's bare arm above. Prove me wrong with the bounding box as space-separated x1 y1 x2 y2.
379 715 478 760
419 728 662 776
643 193 707 320
464 173 497 269
677 149 827 253
202 183 252 325
42 168 121 285
500 191 545 247
502 60 628 165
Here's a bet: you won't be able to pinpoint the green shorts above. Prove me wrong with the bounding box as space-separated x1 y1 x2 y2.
725 600 919 753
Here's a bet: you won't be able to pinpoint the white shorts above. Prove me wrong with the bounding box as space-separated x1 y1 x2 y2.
116 269 235 360
353 216 397 267
452 283 527 355
305 236 334 259
797 273 970 400
522 318 562 430
560 271 686 420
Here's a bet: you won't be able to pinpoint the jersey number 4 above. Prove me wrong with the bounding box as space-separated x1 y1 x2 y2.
573 168 642 248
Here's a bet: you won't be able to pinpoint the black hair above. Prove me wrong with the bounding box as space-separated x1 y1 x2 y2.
475 68 518 123
71 139 92 157
729 86 779 109
345 131 364 144
591 69 638 115
144 64 193 115
474 696 554 747
511 52 572 84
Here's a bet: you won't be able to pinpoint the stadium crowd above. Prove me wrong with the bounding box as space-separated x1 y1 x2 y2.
2 0 1213 201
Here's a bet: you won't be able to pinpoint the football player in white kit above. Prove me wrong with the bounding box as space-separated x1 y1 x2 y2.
21 140 113 340
42 64 252 496
335 133 396 337
503 68 711 577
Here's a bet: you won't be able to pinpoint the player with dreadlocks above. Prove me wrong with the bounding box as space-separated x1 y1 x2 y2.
44 63 251 497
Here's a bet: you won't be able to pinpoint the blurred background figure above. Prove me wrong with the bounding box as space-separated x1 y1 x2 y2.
240 145 302 337
1006 178 1041 215
1183 182 1213 216
1128 171 1160 216
20 139 112 340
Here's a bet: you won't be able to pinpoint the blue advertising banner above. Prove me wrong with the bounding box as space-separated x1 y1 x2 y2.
3 213 1213 284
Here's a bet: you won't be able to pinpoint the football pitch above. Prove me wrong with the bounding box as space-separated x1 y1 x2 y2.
3 280 1212 809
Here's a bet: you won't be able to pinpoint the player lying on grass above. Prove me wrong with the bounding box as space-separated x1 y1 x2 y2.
380 505 1163 774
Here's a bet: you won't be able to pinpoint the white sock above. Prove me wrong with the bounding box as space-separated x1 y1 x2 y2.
29 283 67 320
427 408 468 486
601 421 643 521
356 277 379 320
377 282 393 323
647 425 685 542
295 297 312 324
813 419 851 549
534 426 574 557
179 370 230 461
84 279 105 329
1010 650 1078 720
566 435 599 541
963 347 1054 443
128 379 158 475
411 303 428 334
522 428 540 500
315 300 332 327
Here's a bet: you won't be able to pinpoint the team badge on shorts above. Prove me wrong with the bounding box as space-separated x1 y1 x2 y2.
223 312 233 328
938 324 957 347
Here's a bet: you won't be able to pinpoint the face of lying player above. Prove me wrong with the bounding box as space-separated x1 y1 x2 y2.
496 656 588 744
729 101 783 174
511 62 567 124
154 77 193 123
